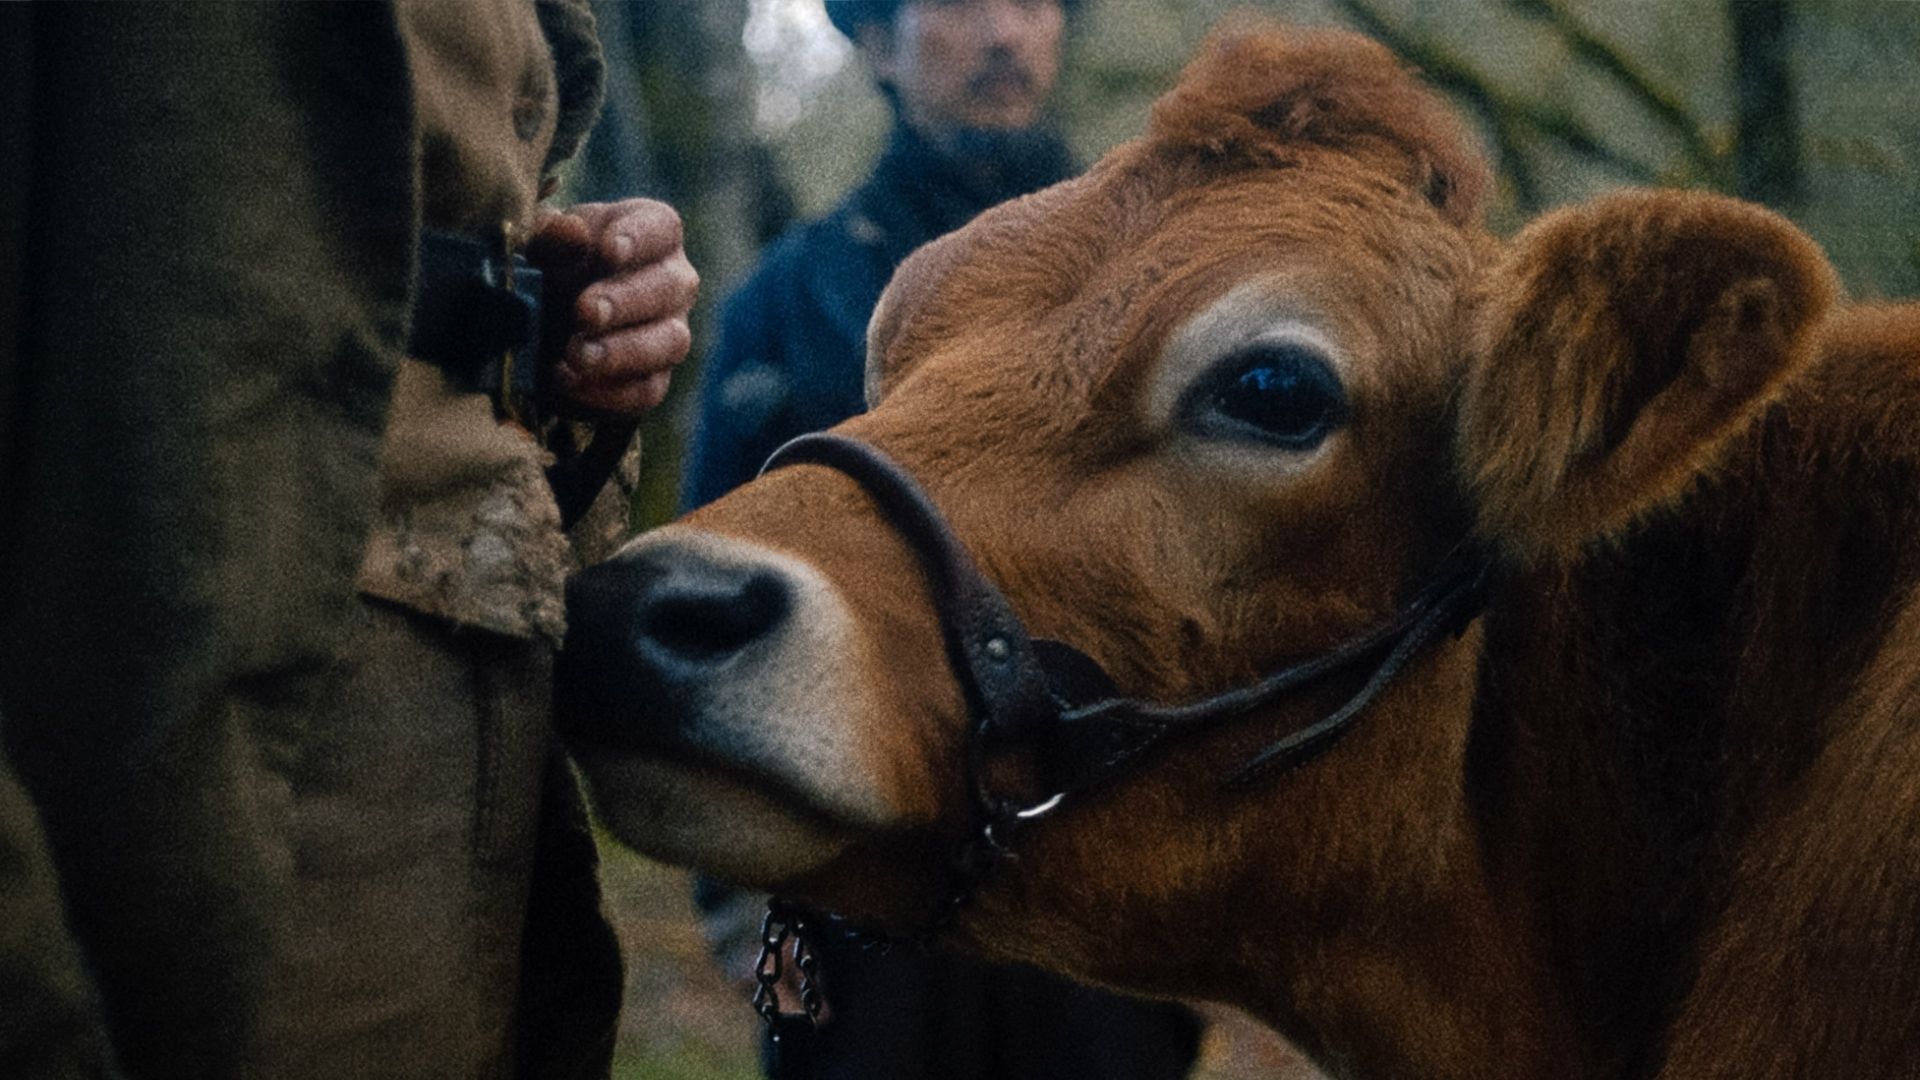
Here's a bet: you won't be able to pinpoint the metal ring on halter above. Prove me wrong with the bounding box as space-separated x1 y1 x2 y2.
1013 792 1067 821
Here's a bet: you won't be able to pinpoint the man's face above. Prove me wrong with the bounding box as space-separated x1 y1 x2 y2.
864 0 1065 134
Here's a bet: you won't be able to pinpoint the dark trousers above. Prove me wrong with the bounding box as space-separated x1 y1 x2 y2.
764 930 1201 1080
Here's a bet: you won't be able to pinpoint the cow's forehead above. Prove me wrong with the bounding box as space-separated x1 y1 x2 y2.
882 147 1481 434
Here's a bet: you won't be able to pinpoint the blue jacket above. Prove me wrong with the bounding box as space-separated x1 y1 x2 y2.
682 123 1078 510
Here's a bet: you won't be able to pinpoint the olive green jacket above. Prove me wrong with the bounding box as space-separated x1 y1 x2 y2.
1 4 624 1076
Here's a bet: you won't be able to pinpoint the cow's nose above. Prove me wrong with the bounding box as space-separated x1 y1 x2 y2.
632 557 791 672
568 548 793 679
558 546 794 746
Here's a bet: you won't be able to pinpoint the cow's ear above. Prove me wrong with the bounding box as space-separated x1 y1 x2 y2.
862 273 909 408
1457 190 1838 560
863 225 974 408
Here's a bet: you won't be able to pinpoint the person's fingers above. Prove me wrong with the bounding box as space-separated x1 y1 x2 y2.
556 368 674 417
576 253 700 332
569 198 684 268
535 198 693 419
568 316 692 378
563 199 621 233
557 314 683 412
524 207 594 262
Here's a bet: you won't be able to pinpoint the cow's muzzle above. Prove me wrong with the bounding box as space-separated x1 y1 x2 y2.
559 542 794 751
555 526 916 877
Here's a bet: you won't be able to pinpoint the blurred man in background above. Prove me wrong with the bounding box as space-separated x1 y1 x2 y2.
681 2 1203 1077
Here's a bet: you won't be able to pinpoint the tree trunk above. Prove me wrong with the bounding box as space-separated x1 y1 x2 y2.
1730 0 1803 209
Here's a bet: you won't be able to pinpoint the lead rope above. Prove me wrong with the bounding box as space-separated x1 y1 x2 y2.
753 900 824 1080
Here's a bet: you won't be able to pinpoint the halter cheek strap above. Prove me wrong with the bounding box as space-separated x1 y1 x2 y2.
1051 551 1491 792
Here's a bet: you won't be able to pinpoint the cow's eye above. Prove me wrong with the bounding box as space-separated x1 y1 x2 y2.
1182 342 1348 449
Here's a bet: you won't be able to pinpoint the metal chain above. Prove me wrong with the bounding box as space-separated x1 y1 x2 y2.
790 915 824 1023
747 809 1026 1067
745 815 1023 1077
752 904 789 1027
753 901 830 1080
753 901 828 1029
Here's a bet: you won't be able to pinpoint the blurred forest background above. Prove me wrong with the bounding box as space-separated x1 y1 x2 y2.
564 2 1920 1076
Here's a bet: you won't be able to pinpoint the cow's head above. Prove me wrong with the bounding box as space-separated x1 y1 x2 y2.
559 20 1834 1010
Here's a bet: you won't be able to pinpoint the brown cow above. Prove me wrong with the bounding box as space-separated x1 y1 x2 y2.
558 20 1920 1079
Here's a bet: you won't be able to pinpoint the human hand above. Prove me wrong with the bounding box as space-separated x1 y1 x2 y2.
527 198 699 417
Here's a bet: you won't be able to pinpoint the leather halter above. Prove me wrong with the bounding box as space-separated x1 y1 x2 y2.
759 432 1494 856
746 432 1491 1069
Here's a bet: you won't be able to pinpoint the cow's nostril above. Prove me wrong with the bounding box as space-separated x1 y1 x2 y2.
559 548 799 751
637 568 790 668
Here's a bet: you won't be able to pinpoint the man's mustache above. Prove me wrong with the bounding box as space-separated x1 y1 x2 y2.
967 58 1036 96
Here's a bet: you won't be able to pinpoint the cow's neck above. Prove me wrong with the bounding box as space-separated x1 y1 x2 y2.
1467 551 1740 1076
1202 631 1603 1080
1469 387 1920 1075
1238 836 1594 1080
